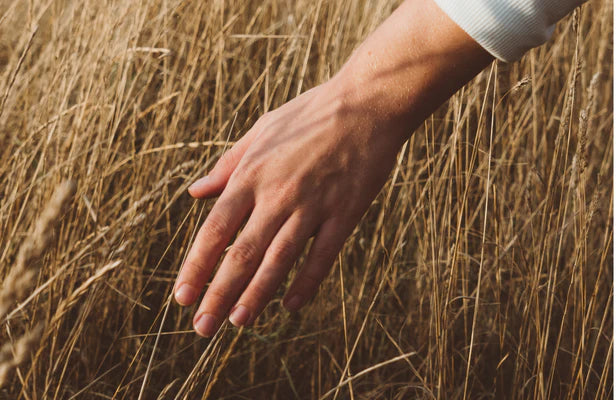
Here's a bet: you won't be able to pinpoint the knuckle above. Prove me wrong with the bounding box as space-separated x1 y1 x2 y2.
280 181 301 201
302 269 324 288
228 241 259 266
217 150 238 171
268 238 297 265
311 244 338 263
232 164 256 183
231 158 261 185
260 181 299 207
184 257 208 276
201 215 228 238
247 280 271 303
204 287 227 311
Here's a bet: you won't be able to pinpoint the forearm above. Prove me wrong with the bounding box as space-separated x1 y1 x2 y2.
332 0 493 145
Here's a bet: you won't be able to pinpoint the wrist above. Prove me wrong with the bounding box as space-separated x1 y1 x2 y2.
332 56 415 146
330 0 493 144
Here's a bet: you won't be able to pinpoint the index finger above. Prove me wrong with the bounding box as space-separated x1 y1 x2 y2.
174 188 253 306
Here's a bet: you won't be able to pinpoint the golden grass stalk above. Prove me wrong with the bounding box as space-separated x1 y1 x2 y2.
0 324 44 387
0 181 76 320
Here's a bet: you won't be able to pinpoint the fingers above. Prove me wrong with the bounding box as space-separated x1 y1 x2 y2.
192 205 287 337
188 133 253 199
228 211 316 327
174 189 253 306
283 218 348 312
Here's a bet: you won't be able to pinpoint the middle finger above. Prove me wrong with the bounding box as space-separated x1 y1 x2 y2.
192 204 287 337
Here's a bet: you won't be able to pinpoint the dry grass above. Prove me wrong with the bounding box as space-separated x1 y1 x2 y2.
0 0 612 398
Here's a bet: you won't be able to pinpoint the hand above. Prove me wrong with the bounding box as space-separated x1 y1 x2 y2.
173 0 492 337
174 76 404 337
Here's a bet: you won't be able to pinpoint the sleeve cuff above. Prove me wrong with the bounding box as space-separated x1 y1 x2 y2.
433 0 557 62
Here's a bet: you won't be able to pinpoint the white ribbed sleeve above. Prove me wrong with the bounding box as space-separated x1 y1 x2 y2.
433 0 588 62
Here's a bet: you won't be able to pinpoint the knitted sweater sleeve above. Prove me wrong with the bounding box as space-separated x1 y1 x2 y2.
432 0 588 62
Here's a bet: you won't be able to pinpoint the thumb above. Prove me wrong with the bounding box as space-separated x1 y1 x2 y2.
188 132 253 198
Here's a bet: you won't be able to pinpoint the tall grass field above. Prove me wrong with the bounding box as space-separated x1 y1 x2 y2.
0 0 612 398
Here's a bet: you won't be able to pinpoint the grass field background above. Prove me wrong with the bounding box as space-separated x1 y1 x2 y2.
0 0 612 398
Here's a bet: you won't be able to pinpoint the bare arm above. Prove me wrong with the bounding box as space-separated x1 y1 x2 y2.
174 0 493 337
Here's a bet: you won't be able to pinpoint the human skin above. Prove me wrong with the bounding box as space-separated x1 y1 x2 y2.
174 0 494 337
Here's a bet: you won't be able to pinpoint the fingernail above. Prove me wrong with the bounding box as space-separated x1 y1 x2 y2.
285 295 303 311
188 176 210 192
174 283 198 305
194 313 217 337
229 304 251 327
